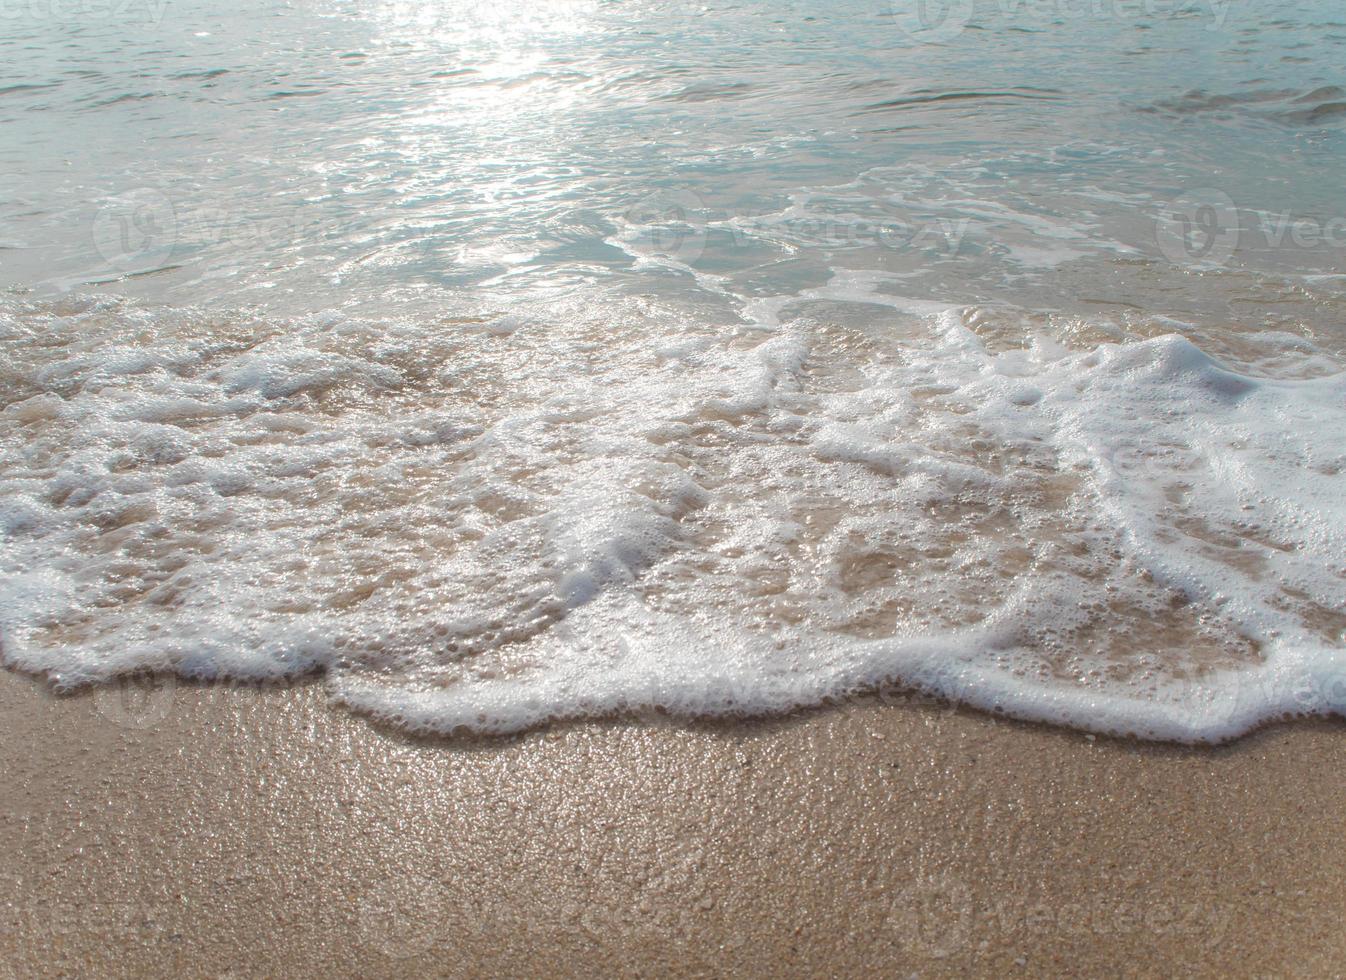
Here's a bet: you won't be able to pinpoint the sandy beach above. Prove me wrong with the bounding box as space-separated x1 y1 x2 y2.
6 0 1346 976
3 670 1343 978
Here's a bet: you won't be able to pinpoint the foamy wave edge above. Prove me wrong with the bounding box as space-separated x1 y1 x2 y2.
3 295 1344 743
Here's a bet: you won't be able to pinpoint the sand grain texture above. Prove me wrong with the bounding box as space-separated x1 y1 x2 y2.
1 671 1343 978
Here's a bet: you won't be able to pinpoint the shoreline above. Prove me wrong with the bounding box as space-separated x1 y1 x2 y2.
3 668 1345 976
10 662 1344 749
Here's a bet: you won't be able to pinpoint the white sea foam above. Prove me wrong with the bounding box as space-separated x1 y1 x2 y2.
1 294 1343 741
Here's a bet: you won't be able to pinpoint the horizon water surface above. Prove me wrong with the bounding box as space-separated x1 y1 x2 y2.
2 0 1346 740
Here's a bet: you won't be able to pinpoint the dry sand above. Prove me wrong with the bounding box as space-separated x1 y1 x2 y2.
2 668 1344 978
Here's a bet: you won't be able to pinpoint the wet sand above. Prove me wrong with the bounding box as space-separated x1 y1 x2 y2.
2 669 1344 978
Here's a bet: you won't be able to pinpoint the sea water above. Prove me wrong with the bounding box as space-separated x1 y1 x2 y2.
2 0 1344 739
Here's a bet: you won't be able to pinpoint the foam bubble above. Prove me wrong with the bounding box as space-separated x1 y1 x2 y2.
2 294 1343 741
